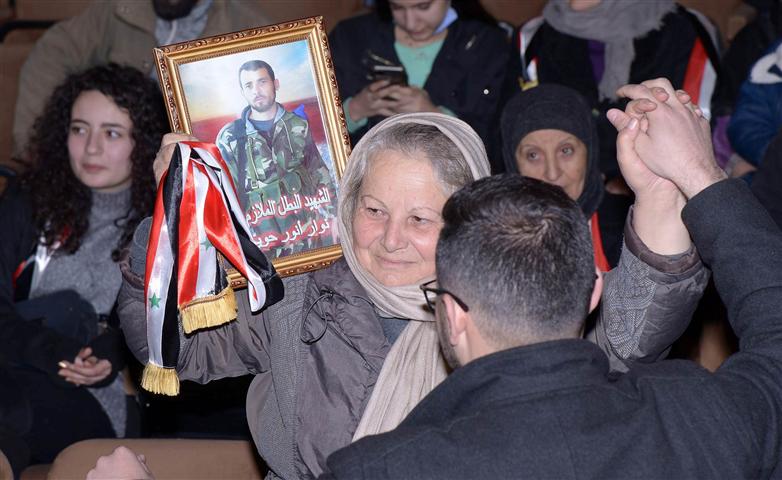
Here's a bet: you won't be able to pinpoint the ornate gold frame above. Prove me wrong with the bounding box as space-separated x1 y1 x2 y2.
154 16 349 284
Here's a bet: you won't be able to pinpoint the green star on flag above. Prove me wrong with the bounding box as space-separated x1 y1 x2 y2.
200 238 213 250
150 293 161 309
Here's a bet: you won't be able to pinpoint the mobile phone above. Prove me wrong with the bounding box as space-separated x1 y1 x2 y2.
369 64 408 87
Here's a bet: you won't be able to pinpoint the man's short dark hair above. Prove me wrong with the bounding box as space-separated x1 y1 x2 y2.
238 60 276 84
436 174 596 348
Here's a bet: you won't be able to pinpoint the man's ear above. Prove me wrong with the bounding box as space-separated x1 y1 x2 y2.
442 294 468 346
274 78 280 91
589 267 604 314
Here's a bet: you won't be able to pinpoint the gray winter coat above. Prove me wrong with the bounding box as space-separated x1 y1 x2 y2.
118 211 708 479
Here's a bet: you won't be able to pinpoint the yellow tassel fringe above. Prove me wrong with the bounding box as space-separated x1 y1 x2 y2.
141 363 180 396
180 285 238 334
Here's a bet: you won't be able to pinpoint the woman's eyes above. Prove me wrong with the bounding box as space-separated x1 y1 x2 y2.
365 208 434 225
68 126 124 139
411 215 439 227
561 146 574 156
365 207 384 217
526 150 540 161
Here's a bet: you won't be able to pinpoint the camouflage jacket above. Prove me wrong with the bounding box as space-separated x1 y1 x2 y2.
216 105 335 257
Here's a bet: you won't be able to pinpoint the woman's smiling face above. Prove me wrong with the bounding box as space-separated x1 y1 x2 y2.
352 149 448 287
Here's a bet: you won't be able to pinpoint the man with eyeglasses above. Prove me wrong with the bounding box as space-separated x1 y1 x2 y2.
319 78 782 478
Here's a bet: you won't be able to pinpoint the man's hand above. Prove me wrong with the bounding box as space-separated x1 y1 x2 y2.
608 87 699 196
58 347 112 386
153 133 199 186
607 85 694 254
86 446 154 480
615 78 726 199
348 80 398 121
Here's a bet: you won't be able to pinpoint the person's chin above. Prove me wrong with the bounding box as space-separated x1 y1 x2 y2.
374 255 417 271
409 30 435 41
76 170 104 187
371 262 421 287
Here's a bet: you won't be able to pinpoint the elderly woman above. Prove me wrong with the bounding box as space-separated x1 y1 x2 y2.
119 112 705 479
501 83 630 269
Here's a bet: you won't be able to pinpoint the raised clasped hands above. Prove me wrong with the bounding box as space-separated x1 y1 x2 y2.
607 77 726 200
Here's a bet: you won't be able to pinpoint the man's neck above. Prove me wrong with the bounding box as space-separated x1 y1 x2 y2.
248 103 278 121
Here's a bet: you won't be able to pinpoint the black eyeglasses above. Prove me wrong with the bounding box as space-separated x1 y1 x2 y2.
419 279 470 312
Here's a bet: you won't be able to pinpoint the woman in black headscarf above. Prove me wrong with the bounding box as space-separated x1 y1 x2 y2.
501 83 630 269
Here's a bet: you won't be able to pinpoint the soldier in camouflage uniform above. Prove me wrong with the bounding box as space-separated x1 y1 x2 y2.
216 60 336 259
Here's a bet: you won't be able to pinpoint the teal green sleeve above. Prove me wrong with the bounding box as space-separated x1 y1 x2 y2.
343 97 368 133
438 106 456 117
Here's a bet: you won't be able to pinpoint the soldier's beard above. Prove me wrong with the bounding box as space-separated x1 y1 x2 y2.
251 97 276 115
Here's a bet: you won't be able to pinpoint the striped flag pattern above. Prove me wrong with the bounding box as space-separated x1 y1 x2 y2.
142 142 284 395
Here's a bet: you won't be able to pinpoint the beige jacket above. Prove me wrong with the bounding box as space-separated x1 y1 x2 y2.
12 0 271 158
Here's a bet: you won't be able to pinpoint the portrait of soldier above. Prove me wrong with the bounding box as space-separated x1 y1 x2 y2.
216 59 336 258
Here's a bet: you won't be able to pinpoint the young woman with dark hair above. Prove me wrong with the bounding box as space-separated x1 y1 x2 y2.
0 63 166 475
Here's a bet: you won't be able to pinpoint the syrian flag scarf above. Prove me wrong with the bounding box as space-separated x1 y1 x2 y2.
142 142 284 396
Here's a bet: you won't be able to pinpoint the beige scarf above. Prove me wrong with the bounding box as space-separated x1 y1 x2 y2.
336 113 490 440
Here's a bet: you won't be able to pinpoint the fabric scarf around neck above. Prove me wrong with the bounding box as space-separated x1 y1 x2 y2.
543 0 676 101
337 112 490 439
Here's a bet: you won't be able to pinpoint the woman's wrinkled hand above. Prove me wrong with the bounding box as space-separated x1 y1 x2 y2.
153 132 199 186
57 347 112 387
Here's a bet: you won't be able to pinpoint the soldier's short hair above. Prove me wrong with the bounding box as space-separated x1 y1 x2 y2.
238 60 276 84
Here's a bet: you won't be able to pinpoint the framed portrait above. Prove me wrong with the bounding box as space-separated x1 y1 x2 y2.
153 16 350 283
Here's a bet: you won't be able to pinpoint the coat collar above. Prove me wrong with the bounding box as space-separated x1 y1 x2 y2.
403 339 610 425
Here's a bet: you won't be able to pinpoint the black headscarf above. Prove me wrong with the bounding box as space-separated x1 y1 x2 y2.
501 83 605 217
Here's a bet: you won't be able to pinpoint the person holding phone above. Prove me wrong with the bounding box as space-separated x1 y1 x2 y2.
329 0 515 172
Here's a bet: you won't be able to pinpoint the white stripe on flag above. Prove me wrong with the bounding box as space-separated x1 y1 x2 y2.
146 219 173 367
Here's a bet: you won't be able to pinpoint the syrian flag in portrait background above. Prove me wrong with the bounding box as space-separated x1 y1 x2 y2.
142 142 284 396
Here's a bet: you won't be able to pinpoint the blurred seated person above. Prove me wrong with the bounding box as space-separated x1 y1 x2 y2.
516 0 720 182
0 64 166 477
329 0 515 172
713 0 782 112
751 127 782 229
12 0 272 164
710 0 782 173
501 83 633 269
727 37 782 179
